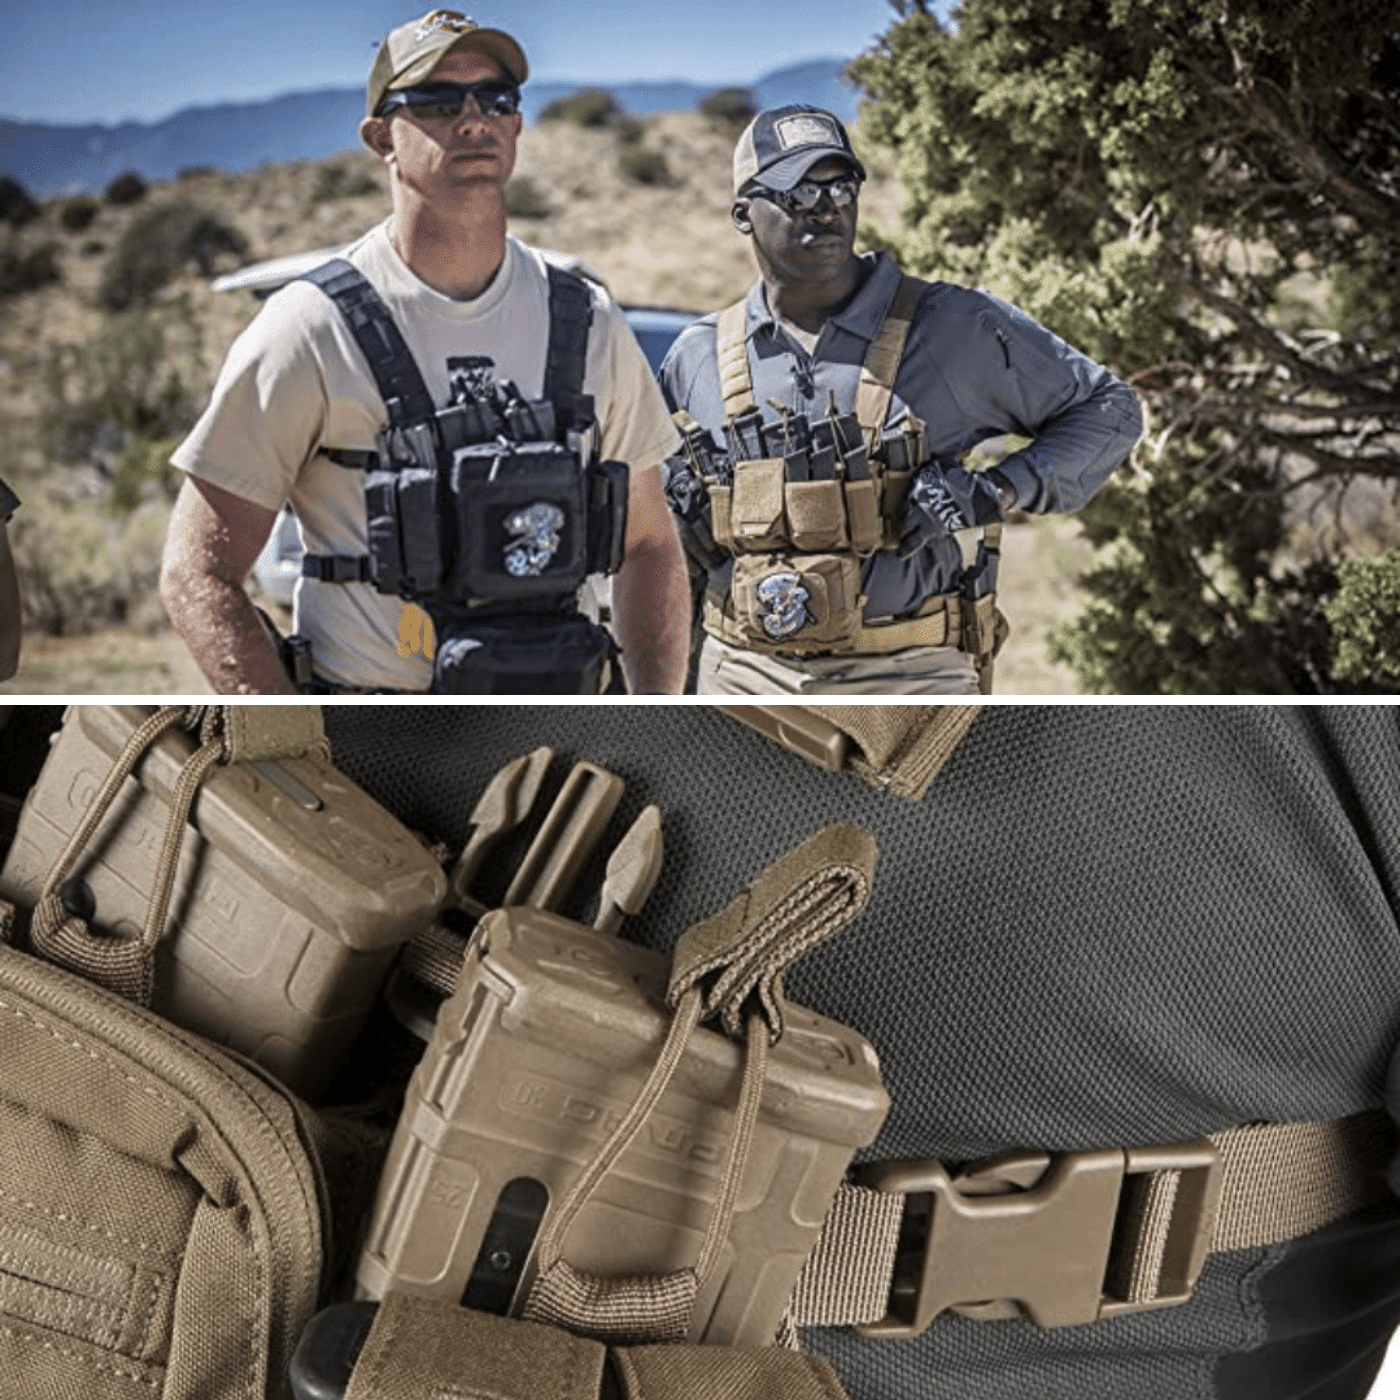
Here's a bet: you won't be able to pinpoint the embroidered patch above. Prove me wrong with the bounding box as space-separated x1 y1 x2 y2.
416 11 474 42
503 502 566 577
756 570 812 639
774 113 841 151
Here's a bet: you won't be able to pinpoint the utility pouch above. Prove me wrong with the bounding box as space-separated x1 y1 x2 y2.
356 826 887 1348
586 458 631 577
364 461 445 598
291 1297 852 1400
879 470 912 550
785 478 850 553
0 930 348 1400
0 705 447 1102
729 553 864 653
728 458 788 551
844 476 883 555
708 480 736 552
430 610 616 695
450 441 592 601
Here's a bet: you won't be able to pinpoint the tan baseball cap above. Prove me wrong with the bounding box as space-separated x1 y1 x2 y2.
366 10 529 117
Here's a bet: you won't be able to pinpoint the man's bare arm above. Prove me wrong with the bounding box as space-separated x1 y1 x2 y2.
0 522 20 683
160 477 296 695
611 465 690 694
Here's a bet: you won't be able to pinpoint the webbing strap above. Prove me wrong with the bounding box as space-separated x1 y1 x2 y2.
542 264 594 416
301 258 435 426
854 274 925 443
788 1109 1395 1331
716 300 756 419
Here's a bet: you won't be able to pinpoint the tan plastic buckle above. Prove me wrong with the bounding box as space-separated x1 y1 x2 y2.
715 705 849 773
857 1139 1222 1335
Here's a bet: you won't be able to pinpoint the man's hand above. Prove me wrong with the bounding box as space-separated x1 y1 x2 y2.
160 477 297 694
898 460 1007 559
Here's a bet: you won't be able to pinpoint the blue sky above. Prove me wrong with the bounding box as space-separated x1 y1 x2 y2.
1 0 948 126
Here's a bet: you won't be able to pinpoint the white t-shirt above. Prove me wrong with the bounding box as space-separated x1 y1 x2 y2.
174 220 679 690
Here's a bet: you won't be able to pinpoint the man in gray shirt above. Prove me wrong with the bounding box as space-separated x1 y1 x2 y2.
659 105 1144 695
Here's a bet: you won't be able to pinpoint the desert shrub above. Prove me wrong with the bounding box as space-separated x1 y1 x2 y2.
98 200 247 310
177 166 218 181
1325 550 1400 691
0 177 40 228
57 196 100 232
504 175 550 219
699 86 757 128
104 171 147 205
8 493 171 637
309 160 381 205
0 242 61 298
109 435 182 515
41 300 204 463
618 144 672 187
540 87 620 128
613 116 645 147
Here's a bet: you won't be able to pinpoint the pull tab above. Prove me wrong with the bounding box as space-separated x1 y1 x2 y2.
667 824 878 1042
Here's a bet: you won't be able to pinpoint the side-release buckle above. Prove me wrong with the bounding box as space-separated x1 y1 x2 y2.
857 1139 1222 1334
715 704 850 773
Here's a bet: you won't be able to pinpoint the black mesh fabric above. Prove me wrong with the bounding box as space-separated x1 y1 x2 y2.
322 703 1400 1400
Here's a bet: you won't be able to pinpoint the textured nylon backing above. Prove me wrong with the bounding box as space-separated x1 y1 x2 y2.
320 705 1400 1400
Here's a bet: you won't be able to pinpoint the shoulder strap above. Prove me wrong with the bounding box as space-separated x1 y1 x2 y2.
300 258 436 427
715 299 757 419
854 273 926 442
543 264 594 424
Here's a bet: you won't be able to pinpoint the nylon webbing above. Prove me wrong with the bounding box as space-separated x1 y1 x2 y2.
715 300 755 419
803 705 983 800
542 264 594 416
787 1110 1395 1329
704 593 961 658
853 274 925 442
301 258 436 426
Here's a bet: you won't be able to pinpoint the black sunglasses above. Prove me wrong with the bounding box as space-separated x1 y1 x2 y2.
379 80 522 121
748 175 863 216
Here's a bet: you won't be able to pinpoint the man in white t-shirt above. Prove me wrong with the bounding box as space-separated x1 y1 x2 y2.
161 9 689 694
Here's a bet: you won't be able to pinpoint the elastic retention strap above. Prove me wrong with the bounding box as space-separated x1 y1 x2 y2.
301 258 436 426
522 993 770 1345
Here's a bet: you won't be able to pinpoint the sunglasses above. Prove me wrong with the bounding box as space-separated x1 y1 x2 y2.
379 79 522 121
749 175 863 216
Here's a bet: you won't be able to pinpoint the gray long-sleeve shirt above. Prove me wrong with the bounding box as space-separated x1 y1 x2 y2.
659 251 1144 619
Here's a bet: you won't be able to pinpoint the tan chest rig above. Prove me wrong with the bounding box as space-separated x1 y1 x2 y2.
675 277 1006 683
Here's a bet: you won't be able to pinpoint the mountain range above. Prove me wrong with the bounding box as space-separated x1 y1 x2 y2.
0 59 858 200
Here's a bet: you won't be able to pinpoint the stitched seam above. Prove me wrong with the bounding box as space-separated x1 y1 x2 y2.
0 1190 163 1255
0 1321 161 1389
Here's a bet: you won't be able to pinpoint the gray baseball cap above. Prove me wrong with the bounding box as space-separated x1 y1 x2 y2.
733 104 866 195
366 10 529 117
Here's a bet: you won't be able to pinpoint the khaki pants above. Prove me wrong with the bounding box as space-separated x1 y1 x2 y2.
696 635 981 696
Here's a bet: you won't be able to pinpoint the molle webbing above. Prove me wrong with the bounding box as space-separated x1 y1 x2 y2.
703 592 961 657
542 263 594 416
301 259 435 426
854 275 924 447
302 257 595 454
715 274 927 436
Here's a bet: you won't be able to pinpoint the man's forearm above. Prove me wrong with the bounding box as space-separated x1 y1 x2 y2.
612 529 690 694
162 566 296 695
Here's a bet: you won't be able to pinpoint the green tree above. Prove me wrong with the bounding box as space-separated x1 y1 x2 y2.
851 0 1400 692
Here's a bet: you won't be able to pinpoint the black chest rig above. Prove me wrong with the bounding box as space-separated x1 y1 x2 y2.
300 259 629 694
667 277 1004 680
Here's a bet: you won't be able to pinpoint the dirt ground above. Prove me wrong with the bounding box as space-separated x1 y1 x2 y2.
0 515 1092 697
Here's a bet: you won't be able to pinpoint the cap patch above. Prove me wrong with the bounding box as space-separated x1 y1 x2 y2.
415 10 474 41
774 113 842 150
